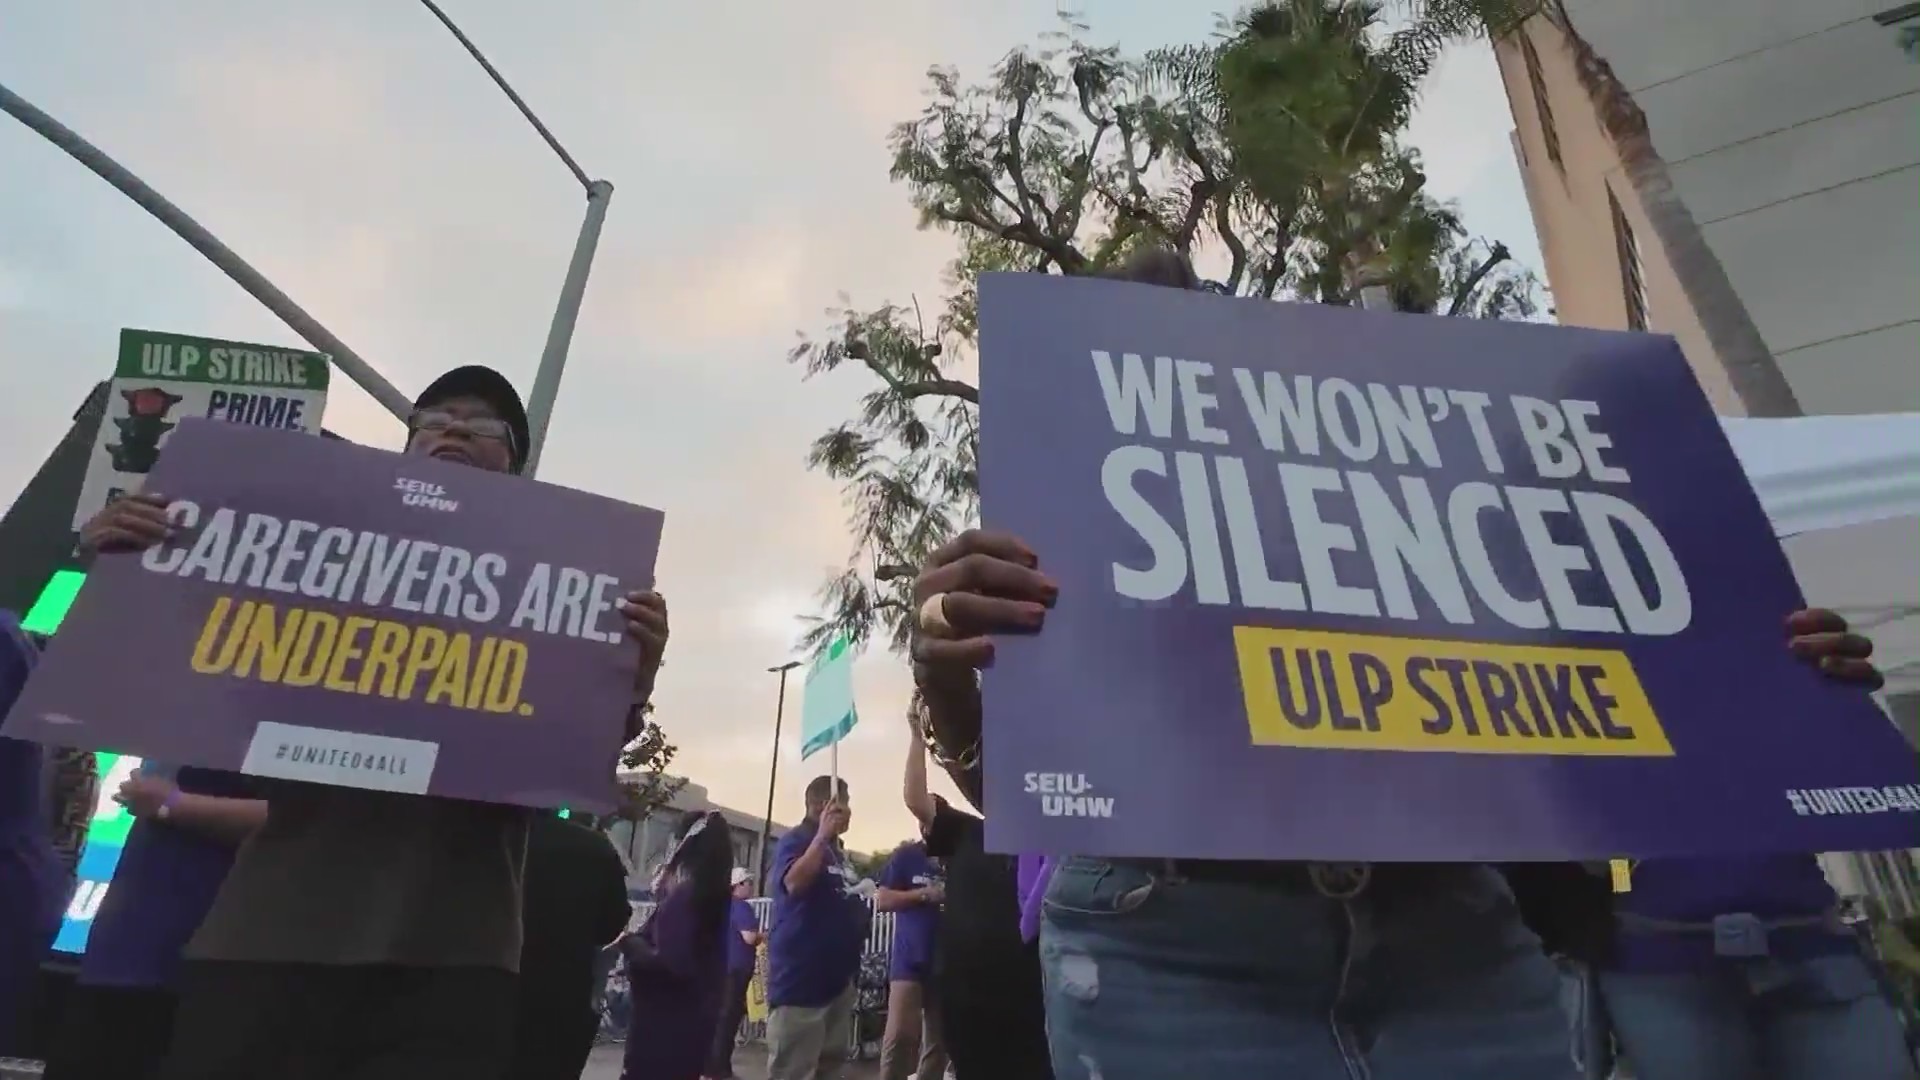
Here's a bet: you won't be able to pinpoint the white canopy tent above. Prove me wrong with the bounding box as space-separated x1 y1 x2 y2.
1725 412 1920 911
1723 412 1920 702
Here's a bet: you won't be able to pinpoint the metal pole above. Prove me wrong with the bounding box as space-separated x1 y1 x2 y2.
0 81 414 421
417 0 592 193
520 178 612 476
756 661 800 892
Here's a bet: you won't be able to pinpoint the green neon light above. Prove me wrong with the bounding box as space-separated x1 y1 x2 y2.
22 569 87 635
88 752 137 847
20 573 133 844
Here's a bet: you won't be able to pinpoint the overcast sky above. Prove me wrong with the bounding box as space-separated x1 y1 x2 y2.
0 1 1544 853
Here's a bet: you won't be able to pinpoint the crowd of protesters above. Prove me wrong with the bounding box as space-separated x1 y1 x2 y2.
0 255 1916 1080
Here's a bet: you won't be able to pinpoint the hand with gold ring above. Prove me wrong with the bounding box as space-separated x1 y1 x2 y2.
911 529 1058 674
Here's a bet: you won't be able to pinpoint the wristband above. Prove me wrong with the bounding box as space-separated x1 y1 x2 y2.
155 789 183 821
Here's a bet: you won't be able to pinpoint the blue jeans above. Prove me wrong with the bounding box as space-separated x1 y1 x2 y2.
1558 960 1614 1079
1598 953 1919 1080
1039 858 1577 1079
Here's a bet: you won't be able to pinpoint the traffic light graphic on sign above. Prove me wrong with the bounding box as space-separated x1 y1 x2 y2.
106 385 184 474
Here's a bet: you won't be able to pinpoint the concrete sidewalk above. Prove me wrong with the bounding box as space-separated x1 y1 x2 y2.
578 1040 881 1079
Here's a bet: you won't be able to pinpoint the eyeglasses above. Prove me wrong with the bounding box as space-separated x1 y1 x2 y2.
409 409 514 448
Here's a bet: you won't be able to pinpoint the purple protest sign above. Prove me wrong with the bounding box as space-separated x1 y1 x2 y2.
976 273 1920 862
2 419 663 813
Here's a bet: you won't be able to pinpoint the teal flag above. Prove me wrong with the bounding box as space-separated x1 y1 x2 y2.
799 634 859 760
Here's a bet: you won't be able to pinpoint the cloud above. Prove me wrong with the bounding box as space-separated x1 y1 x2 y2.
166 51 385 158
618 221 814 354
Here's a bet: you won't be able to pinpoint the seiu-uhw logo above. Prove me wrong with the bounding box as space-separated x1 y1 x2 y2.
394 477 458 512
1023 771 1115 818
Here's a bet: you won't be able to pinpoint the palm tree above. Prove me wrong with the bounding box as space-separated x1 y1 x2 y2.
1148 1 1540 305
1540 4 1802 417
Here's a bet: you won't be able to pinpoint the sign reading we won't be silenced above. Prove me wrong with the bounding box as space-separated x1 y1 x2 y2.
977 274 1920 864
1094 343 1683 760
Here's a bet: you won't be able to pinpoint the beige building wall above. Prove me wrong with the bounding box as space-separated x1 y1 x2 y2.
1491 18 1746 416
1495 9 1920 911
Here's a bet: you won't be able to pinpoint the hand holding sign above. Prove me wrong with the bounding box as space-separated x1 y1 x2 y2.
620 589 670 701
114 771 178 819
911 530 1056 776
1785 608 1878 689
817 801 852 840
912 529 1057 672
80 491 172 554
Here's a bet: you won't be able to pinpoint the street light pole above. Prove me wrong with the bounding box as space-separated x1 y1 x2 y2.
756 660 802 892
521 179 611 475
416 0 608 476
0 81 413 421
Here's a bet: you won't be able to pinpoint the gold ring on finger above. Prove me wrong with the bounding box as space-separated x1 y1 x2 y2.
917 593 956 637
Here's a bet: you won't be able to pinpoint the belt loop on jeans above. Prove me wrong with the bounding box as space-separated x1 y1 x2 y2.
1308 862 1373 900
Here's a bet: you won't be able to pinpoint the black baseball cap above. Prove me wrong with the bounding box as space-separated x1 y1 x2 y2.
413 365 531 473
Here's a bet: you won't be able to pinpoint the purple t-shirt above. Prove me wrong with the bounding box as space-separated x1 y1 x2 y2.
1017 855 1051 942
880 842 941 981
622 882 728 1080
1608 855 1850 972
767 821 864 1007
726 896 758 974
79 767 251 988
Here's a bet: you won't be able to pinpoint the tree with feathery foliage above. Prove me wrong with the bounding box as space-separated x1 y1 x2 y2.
791 1 1546 655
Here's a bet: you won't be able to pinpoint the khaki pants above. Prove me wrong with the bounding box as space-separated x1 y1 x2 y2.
766 983 857 1080
880 980 948 1080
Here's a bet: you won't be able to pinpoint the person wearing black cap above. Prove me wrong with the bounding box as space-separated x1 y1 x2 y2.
80 366 670 1080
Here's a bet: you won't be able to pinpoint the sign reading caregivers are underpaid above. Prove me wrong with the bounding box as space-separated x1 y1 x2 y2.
72 328 330 531
976 273 1920 863
5 420 665 813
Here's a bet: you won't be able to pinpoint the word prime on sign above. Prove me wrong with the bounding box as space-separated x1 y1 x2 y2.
1090 352 1691 639
207 391 307 430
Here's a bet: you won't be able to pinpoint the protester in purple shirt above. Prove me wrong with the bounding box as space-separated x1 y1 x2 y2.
1584 854 1914 1080
621 811 732 1080
1571 615 1917 1080
1512 609 1918 1080
0 614 59 1059
704 867 764 1080
42 766 263 1080
764 776 865 1080
875 838 947 1080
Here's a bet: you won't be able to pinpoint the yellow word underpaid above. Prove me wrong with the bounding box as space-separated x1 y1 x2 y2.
1233 626 1671 756
190 597 533 715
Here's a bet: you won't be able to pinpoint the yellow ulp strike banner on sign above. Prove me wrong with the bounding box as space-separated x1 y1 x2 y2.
1233 627 1673 756
745 943 770 1023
